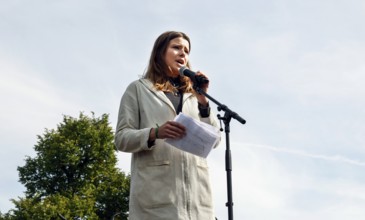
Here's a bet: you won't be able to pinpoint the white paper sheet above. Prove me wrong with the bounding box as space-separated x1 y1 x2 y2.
165 113 221 158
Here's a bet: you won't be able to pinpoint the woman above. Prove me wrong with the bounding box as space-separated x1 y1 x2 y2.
115 31 219 220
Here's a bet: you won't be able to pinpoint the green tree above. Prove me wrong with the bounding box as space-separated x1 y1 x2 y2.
1 113 129 220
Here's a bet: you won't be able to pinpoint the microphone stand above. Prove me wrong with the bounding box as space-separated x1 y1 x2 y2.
194 84 246 220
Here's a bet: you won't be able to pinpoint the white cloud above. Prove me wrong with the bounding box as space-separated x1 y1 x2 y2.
245 143 365 167
0 57 83 133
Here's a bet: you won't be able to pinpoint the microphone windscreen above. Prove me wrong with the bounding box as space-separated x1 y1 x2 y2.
179 66 188 76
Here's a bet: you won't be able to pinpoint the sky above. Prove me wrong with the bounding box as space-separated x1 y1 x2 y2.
1 0 365 219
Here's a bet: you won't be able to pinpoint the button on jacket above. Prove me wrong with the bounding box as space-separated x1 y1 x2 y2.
115 78 220 220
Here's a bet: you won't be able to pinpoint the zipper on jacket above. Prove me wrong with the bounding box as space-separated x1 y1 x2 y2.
183 152 191 219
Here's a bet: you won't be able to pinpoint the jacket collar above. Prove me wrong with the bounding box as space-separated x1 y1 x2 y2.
139 78 193 110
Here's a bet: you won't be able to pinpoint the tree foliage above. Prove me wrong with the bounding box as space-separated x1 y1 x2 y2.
1 113 129 220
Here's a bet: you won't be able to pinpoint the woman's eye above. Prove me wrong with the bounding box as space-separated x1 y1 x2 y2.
171 45 189 54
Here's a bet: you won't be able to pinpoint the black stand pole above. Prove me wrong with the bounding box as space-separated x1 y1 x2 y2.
194 86 246 220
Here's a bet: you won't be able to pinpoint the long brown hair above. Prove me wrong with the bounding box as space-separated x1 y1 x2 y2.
143 31 194 93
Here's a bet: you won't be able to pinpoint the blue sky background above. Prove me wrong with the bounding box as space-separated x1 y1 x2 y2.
1 0 364 219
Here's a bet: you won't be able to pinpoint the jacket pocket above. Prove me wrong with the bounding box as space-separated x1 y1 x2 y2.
135 160 175 208
197 159 213 207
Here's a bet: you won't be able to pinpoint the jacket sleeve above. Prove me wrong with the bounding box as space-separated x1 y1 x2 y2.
199 112 218 128
201 113 221 149
198 103 221 149
114 82 152 153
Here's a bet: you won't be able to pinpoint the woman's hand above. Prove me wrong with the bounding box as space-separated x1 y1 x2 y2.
150 121 186 141
194 71 209 106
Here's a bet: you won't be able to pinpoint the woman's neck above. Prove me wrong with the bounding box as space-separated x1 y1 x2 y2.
168 77 181 87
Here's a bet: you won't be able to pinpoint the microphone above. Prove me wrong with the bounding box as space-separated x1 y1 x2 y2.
179 66 209 85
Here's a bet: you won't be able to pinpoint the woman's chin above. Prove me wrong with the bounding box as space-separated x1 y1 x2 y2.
167 67 180 78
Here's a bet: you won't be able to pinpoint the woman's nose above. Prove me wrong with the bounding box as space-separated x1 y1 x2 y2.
179 50 187 57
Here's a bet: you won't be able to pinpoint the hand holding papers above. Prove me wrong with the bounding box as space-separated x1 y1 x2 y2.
165 113 221 158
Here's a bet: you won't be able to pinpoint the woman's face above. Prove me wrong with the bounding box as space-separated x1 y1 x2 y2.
164 37 190 77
